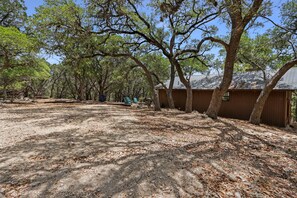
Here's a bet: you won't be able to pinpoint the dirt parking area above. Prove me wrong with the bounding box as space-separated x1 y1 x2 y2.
0 101 297 197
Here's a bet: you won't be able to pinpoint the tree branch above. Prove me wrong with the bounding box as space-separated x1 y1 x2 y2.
260 15 297 36
242 0 263 27
197 36 229 51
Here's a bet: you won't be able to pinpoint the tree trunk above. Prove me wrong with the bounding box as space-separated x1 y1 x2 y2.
78 80 84 101
295 95 297 121
172 60 192 113
185 86 193 113
206 28 243 119
10 92 14 103
24 88 29 98
167 65 175 109
205 88 223 118
249 59 297 125
32 90 36 101
130 56 161 111
166 89 175 109
206 0 264 118
50 82 56 98
153 89 161 111
56 85 60 98
3 88 7 101
94 91 98 101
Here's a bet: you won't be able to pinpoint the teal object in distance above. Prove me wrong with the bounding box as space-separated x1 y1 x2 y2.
133 97 138 103
124 97 132 106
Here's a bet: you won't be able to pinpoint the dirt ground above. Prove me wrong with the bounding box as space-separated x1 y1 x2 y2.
0 100 297 198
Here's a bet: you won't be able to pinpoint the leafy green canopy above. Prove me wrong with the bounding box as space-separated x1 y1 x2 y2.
0 26 50 92
0 26 33 48
0 0 27 28
0 59 51 90
0 26 35 69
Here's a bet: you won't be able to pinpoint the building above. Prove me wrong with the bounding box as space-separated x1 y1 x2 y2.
157 67 297 127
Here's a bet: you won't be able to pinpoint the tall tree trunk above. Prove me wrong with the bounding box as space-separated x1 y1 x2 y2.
295 95 297 121
99 85 104 96
185 86 193 113
205 0 263 119
3 87 7 101
78 79 84 101
167 65 175 109
56 85 60 98
172 60 192 113
295 92 297 121
10 92 14 103
206 29 243 118
166 89 175 109
59 84 65 98
153 89 161 111
249 59 297 125
50 85 54 98
24 87 29 98
50 82 55 98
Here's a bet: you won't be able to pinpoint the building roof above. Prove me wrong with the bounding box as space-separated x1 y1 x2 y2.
157 67 297 90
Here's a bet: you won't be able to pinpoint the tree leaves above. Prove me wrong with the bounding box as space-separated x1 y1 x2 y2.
0 0 27 28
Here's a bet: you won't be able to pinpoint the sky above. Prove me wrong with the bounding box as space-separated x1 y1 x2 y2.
24 0 285 64
24 1 44 16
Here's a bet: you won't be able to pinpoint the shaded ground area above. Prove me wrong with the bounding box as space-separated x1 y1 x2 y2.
0 100 297 197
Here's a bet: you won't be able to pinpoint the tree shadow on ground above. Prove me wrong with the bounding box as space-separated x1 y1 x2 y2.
0 105 297 197
0 104 132 127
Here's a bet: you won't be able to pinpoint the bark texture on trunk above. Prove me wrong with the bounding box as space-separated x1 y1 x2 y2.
205 88 223 118
172 60 192 113
206 31 242 118
153 90 161 111
185 87 193 113
294 92 297 121
167 64 175 109
295 95 297 121
205 0 264 119
249 59 297 125
166 89 175 109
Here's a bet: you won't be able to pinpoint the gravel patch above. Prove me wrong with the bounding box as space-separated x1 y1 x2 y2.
0 101 297 197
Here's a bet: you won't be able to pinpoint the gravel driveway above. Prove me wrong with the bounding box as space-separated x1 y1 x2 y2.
0 101 297 197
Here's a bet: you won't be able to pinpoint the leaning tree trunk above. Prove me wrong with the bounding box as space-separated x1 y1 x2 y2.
130 56 161 111
206 0 264 119
249 59 297 125
206 28 243 119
